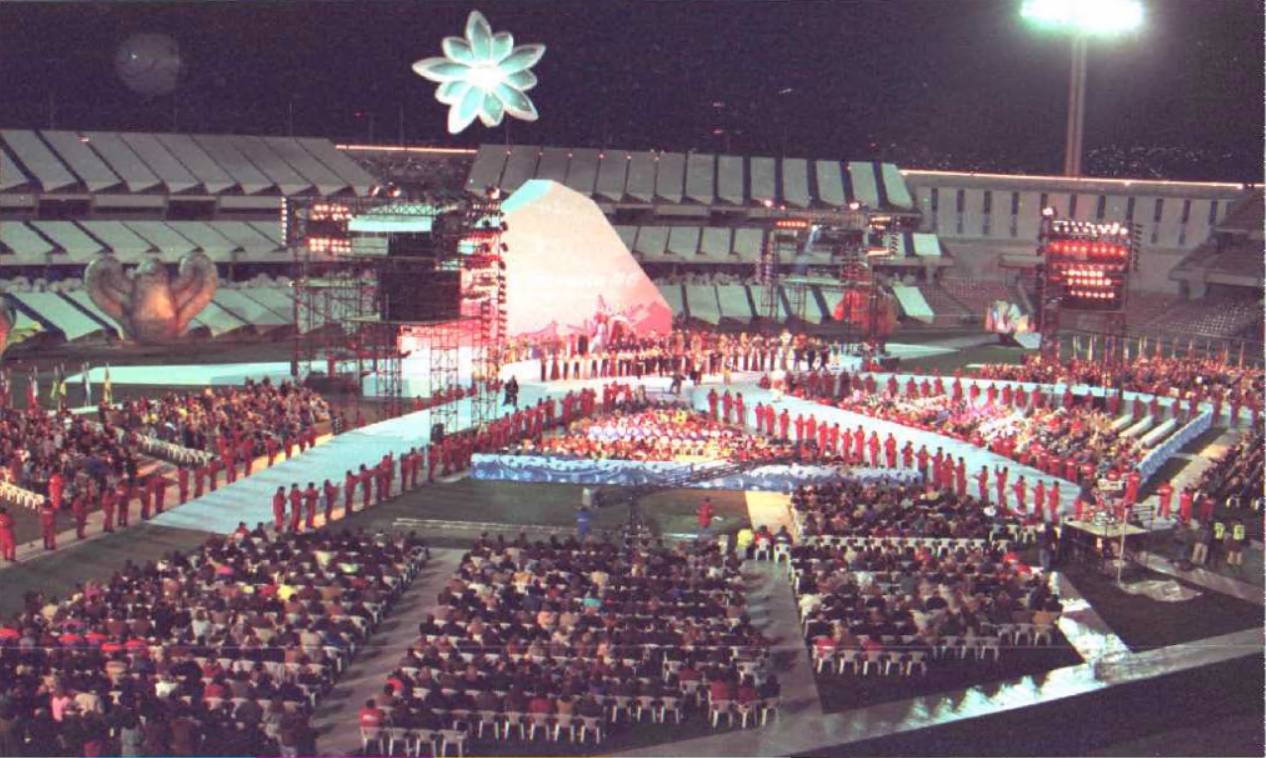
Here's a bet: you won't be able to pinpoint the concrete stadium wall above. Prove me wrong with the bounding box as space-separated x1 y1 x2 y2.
904 170 1250 293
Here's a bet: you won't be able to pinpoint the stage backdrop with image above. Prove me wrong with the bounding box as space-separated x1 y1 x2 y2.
500 179 672 345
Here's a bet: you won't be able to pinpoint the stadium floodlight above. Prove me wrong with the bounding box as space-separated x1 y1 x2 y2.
1021 0 1142 177
1021 0 1143 36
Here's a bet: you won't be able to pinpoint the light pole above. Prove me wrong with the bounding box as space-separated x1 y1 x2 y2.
1021 0 1144 177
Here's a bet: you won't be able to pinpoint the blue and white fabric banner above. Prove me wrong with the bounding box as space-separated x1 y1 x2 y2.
1138 410 1211 483
470 453 917 492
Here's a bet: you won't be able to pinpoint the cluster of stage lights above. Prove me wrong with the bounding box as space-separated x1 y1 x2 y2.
1046 240 1130 260
1047 219 1132 240
309 203 353 222
1052 264 1122 300
307 237 352 254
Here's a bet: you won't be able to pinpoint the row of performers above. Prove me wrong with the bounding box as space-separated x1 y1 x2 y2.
537 344 837 382
789 371 1263 426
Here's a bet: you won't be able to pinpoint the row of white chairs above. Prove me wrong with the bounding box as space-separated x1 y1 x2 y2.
812 648 930 676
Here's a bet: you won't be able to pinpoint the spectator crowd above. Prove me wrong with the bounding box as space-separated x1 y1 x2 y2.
0 526 429 756
361 532 777 747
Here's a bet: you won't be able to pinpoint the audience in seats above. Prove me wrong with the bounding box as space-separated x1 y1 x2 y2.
363 532 775 745
0 526 428 756
793 538 1063 675
1192 429 1264 523
792 481 1034 543
108 378 331 460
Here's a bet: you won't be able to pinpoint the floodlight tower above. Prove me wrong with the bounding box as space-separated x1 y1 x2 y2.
1021 0 1144 177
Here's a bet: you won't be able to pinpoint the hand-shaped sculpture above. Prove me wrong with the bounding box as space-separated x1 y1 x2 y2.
85 253 218 343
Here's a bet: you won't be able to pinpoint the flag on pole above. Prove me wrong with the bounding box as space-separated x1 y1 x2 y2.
103 363 113 406
82 362 91 405
56 365 67 408
1238 343 1245 368
48 365 61 408
1088 335 1095 362
26 369 37 410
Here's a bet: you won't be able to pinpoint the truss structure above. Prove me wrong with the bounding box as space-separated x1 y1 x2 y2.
285 190 507 431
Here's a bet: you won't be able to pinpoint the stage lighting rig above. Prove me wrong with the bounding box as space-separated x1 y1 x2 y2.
1037 212 1137 312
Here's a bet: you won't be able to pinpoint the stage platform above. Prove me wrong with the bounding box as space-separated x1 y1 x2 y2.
65 340 960 393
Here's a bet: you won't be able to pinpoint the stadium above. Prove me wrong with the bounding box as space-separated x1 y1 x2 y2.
0 1 1261 757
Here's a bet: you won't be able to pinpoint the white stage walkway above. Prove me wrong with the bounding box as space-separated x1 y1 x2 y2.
151 385 556 534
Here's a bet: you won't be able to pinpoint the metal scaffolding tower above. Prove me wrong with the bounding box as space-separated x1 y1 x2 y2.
285 191 506 431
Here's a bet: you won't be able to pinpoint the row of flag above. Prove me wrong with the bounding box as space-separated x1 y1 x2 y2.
1070 334 1247 367
0 363 113 410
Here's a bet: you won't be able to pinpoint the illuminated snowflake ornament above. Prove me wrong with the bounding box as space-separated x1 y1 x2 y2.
412 11 545 134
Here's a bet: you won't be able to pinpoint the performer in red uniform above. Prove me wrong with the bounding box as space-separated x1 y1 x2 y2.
100 487 116 533
207 459 221 492
0 507 15 561
1048 481 1061 523
40 499 56 551
916 445 929 480
48 471 64 512
265 436 279 466
1124 469 1142 506
884 434 898 468
1178 487 1193 522
239 437 255 477
223 447 237 485
344 470 357 514
116 480 131 527
359 465 373 509
778 409 790 440
303 482 319 531
272 487 287 532
707 389 719 420
177 466 189 505
150 474 167 515
71 493 88 540
1033 480 1046 519
138 477 152 521
975 466 989 503
1012 476 1027 514
995 466 1008 510
901 441 914 470
288 484 302 532
1157 481 1174 519
323 479 338 523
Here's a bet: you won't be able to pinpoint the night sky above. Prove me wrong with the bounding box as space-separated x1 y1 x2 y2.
1 0 1261 180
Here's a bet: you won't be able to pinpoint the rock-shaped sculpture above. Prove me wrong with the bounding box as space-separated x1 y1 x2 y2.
85 253 218 343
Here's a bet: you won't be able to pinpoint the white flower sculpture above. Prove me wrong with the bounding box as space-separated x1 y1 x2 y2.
412 10 546 134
